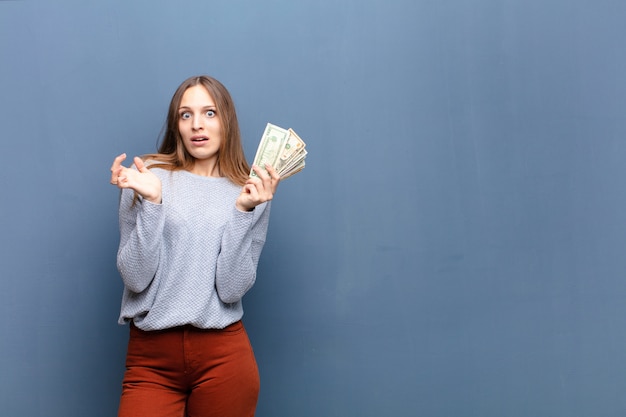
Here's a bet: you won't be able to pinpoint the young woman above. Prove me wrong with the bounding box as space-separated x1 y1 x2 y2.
109 75 279 417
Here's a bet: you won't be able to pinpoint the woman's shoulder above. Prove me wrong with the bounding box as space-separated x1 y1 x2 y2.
141 155 177 175
142 153 170 168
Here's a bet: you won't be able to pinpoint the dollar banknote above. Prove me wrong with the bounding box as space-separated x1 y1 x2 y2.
250 123 307 179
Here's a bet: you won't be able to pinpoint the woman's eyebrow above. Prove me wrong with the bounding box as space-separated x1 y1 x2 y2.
178 105 217 110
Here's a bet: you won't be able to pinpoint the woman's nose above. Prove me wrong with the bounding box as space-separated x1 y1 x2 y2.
192 115 202 130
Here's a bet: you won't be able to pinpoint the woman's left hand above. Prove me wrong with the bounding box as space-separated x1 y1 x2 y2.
236 164 280 212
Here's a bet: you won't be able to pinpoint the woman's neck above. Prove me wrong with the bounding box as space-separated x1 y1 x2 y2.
189 159 220 177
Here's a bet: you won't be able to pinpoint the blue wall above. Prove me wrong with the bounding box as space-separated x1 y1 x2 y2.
2 1 626 416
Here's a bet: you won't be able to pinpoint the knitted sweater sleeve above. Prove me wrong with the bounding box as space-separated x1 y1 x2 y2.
116 189 166 293
215 202 271 303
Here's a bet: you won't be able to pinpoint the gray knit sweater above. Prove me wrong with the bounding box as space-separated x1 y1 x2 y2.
116 168 271 331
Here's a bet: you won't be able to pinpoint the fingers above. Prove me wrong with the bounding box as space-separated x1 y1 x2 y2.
265 163 281 183
243 183 258 199
110 153 127 185
110 153 127 171
245 164 280 202
134 156 146 172
110 154 144 186
249 164 280 186
261 164 280 197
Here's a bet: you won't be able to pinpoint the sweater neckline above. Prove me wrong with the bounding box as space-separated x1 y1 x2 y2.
179 169 230 182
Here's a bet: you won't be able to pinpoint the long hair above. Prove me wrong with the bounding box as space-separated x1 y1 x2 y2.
145 75 250 186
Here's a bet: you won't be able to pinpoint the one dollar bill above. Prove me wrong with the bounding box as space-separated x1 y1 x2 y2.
250 123 307 179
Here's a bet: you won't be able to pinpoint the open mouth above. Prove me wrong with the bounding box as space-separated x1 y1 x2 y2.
191 137 208 142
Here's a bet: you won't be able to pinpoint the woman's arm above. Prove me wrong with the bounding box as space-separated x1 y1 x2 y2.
214 164 279 303
111 154 165 293
116 189 166 293
215 202 271 303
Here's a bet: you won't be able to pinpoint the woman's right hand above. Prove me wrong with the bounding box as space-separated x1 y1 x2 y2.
110 153 162 204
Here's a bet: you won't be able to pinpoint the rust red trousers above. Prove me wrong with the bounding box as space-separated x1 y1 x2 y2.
118 321 260 417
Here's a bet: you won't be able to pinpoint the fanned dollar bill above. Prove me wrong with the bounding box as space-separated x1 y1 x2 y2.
250 123 307 179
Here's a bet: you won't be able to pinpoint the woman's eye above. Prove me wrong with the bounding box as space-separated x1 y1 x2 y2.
206 110 216 117
181 112 191 120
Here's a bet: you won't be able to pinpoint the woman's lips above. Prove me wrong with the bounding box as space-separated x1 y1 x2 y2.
191 136 209 145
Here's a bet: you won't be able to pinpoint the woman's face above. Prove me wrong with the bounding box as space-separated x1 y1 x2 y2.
178 85 223 169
